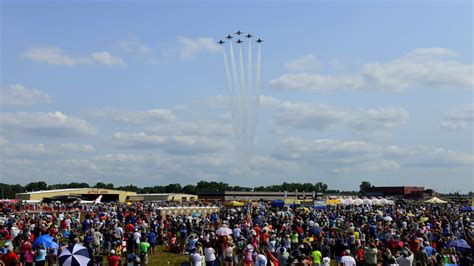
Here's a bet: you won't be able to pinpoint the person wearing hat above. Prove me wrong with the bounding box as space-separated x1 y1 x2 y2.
107 249 120 266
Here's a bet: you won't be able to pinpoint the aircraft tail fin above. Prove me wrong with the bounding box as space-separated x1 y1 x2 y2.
94 195 103 204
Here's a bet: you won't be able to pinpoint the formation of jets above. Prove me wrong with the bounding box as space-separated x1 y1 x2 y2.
218 30 263 45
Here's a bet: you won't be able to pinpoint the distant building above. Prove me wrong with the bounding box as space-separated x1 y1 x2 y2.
16 188 137 202
126 193 197 202
363 186 434 199
197 190 317 202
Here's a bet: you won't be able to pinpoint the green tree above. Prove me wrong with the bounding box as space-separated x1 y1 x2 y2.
359 181 373 193
95 182 106 189
117 185 139 192
25 181 47 192
164 183 182 193
182 185 196 194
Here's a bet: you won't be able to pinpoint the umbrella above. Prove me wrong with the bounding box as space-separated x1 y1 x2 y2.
383 216 393 222
447 239 471 250
58 244 90 266
353 198 363 206
33 234 59 249
419 217 429 223
215 226 232 236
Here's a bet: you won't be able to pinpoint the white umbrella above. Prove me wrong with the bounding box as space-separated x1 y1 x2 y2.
353 198 363 206
384 216 393 222
58 243 90 266
379 198 389 205
362 198 372 205
344 198 354 205
371 198 380 205
215 226 232 236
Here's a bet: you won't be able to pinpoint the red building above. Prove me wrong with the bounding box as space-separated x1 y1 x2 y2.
364 186 434 199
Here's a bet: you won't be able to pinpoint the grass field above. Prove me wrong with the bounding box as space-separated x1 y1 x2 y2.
0 239 189 266
149 245 189 266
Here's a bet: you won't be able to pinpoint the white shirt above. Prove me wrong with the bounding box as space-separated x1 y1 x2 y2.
204 247 216 261
323 257 331 266
133 232 141 244
190 253 203 266
340 255 356 266
396 254 414 266
225 246 234 257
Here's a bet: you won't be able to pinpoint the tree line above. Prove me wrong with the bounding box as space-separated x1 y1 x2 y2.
0 180 338 199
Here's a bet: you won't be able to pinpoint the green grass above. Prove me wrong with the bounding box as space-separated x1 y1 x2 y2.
148 245 189 266
0 239 188 266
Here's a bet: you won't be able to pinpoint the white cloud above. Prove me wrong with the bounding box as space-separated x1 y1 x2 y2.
270 48 473 92
285 54 322 72
147 120 231 138
273 102 346 130
22 46 125 66
273 137 472 173
1 84 52 107
58 143 96 153
177 36 220 59
386 146 474 168
0 111 96 137
408 47 457 58
440 105 474 130
87 108 176 124
111 132 231 154
89 51 125 66
348 108 409 131
1 142 95 158
118 39 152 55
272 138 395 173
261 95 408 133
202 95 408 134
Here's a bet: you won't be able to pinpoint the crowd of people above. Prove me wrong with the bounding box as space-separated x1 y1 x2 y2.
0 198 471 266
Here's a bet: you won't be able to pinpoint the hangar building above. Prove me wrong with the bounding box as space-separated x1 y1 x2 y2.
16 188 137 202
126 193 197 202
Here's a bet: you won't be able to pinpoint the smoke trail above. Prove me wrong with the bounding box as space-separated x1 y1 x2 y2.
221 36 262 159
247 40 253 100
222 47 238 137
228 41 243 142
238 45 247 99
238 45 249 153
255 44 262 107
229 42 242 100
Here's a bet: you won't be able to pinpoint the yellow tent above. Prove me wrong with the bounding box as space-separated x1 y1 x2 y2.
284 199 301 205
326 198 342 205
223 200 245 207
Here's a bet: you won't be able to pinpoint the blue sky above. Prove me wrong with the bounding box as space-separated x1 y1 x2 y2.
1 1 473 192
